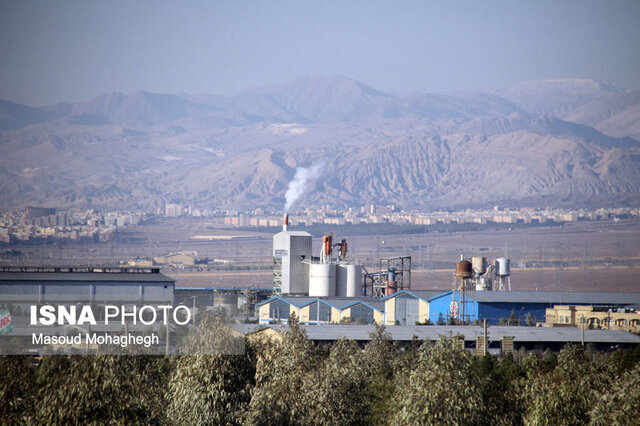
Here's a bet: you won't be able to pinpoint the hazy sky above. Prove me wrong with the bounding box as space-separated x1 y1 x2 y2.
1 0 639 106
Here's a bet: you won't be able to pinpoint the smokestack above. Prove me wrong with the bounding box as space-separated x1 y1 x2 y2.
283 213 289 231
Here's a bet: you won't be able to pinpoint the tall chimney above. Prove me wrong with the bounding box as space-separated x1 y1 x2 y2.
283 213 289 231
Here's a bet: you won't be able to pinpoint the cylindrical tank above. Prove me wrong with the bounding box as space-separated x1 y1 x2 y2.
345 264 362 297
472 257 487 276
335 263 362 297
496 258 510 277
336 264 347 297
309 263 336 297
455 260 473 279
386 268 397 296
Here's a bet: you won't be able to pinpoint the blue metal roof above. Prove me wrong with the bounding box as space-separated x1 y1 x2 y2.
469 291 640 305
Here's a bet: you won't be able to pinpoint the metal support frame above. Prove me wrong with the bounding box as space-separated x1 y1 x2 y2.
451 276 476 325
364 256 412 297
272 256 283 296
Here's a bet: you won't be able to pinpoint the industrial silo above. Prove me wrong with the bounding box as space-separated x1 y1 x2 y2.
495 258 511 291
472 257 487 276
336 263 362 297
309 263 336 297
455 260 473 279
495 258 510 277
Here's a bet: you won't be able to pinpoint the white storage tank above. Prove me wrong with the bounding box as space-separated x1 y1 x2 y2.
309 263 336 297
335 263 362 297
336 264 348 297
495 258 510 277
345 264 362 297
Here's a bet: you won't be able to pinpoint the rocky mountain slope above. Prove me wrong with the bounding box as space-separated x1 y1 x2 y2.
0 77 639 211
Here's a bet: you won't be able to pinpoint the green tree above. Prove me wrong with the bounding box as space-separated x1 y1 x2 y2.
302 339 370 425
589 363 640 425
243 314 320 425
33 355 155 424
0 356 35 423
167 313 254 425
362 326 396 425
525 312 535 326
522 344 608 425
391 336 484 425
475 353 526 425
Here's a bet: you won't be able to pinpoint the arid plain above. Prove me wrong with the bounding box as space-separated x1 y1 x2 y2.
6 217 639 293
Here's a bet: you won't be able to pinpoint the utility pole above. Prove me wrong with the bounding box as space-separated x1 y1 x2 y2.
581 315 585 347
165 323 170 356
483 319 488 356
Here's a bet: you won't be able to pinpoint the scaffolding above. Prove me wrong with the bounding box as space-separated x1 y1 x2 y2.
272 256 283 296
451 276 476 324
364 256 411 298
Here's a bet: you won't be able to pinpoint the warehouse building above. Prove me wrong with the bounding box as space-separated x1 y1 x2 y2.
231 324 640 352
0 266 174 304
0 266 174 327
428 291 640 325
381 290 449 325
257 296 384 325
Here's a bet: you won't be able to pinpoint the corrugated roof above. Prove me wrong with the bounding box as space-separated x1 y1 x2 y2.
232 324 640 344
0 272 174 283
274 296 384 310
281 296 318 307
340 300 385 311
382 289 450 301
469 291 640 305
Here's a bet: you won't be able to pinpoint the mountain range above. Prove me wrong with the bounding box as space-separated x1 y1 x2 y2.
1 76 639 212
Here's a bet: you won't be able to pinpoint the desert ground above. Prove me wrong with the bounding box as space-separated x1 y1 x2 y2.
4 217 639 293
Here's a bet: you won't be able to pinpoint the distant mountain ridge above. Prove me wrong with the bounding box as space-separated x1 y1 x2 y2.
0 76 639 211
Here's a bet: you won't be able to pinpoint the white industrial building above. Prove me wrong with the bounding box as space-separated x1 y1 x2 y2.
272 214 363 297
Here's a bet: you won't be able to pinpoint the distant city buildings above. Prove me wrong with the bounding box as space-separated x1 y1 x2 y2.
218 205 640 229
0 208 148 244
0 204 638 246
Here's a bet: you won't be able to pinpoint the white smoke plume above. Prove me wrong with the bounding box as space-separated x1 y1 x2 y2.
284 163 323 212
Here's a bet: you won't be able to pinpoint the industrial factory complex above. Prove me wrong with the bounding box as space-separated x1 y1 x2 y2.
1 214 640 352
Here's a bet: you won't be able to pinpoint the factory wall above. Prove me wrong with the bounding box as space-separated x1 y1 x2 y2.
258 298 303 324
305 300 339 323
383 292 430 325
477 302 548 324
428 292 454 324
428 292 556 325
273 231 312 295
0 279 174 305
341 302 383 325
331 306 341 323
385 297 395 325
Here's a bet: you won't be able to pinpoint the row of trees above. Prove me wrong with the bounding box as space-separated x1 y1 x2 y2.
2 315 640 425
